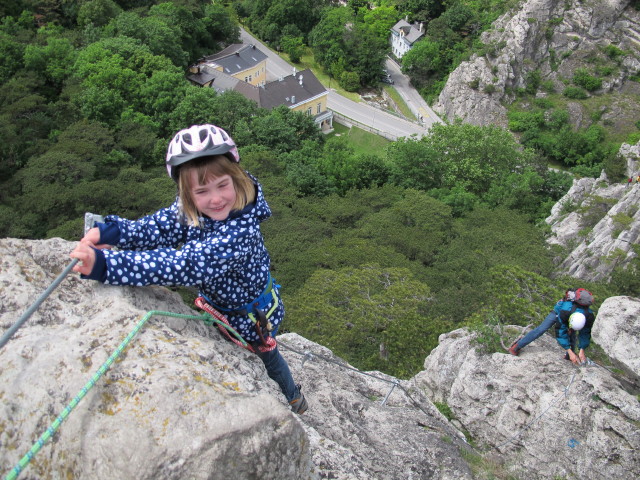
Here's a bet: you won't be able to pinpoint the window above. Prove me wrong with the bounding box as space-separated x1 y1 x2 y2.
306 107 312 116
317 103 321 114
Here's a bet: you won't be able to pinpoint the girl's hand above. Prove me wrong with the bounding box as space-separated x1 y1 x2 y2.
81 227 112 250
567 349 579 365
70 242 97 276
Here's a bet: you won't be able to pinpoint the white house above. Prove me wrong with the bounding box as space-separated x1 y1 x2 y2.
390 19 425 59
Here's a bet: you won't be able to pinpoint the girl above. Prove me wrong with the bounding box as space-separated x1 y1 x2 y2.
70 124 307 414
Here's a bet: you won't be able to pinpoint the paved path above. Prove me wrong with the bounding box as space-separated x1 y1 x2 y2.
240 28 431 139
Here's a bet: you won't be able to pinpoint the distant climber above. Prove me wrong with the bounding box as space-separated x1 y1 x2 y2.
508 288 595 364
70 124 308 414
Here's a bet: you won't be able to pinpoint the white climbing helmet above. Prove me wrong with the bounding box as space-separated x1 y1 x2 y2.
165 124 239 181
569 312 586 331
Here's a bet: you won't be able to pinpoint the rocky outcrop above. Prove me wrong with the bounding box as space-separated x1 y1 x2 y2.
545 141 640 281
0 238 471 480
592 295 640 377
415 321 640 480
433 0 640 127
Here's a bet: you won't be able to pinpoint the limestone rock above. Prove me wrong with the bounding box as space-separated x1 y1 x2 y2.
0 238 309 480
433 0 640 127
415 319 640 480
592 295 640 377
0 238 472 479
545 142 640 281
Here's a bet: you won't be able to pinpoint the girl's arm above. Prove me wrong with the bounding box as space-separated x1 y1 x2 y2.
99 200 190 251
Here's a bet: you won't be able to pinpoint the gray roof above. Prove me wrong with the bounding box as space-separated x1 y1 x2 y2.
391 20 424 45
258 69 326 110
189 66 326 111
200 43 267 75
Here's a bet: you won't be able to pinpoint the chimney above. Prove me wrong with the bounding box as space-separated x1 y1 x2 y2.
299 75 303 86
419 22 423 32
293 67 297 76
291 95 296 104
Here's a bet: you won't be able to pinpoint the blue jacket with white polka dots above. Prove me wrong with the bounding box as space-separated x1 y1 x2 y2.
88 178 283 343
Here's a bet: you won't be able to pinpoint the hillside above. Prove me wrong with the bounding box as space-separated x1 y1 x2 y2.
434 0 640 142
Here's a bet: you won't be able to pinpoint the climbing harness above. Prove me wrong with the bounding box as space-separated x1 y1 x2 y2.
196 274 279 353
195 296 276 353
3 309 249 480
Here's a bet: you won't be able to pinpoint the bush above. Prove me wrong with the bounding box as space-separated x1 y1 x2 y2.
563 86 588 99
603 44 624 60
573 68 602 91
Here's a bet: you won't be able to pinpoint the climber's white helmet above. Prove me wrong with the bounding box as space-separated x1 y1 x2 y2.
166 124 239 181
569 312 586 331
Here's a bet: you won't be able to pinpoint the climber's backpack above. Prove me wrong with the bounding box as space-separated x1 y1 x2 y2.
574 288 594 307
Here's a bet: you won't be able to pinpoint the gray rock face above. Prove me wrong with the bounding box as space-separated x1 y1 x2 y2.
592 295 640 377
0 238 309 480
415 322 640 480
545 142 640 281
0 238 472 480
433 0 640 127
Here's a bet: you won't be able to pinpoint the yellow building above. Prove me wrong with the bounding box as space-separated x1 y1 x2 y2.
189 44 267 87
188 46 333 132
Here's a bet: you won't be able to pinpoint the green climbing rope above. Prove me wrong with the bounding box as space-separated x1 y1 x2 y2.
4 309 246 480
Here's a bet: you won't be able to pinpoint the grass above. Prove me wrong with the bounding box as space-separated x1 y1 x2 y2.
328 123 391 156
382 84 417 120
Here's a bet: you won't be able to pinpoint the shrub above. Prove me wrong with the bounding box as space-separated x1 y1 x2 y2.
563 86 588 99
483 84 496 94
573 68 602 91
603 44 624 60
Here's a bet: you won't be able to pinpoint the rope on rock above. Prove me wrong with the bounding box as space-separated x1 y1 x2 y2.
278 340 447 431
493 371 577 450
4 309 245 480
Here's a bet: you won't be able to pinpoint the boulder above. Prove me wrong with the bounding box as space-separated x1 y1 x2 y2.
592 295 640 378
415 321 640 480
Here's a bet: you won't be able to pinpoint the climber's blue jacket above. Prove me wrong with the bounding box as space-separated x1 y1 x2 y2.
553 300 594 350
84 179 283 343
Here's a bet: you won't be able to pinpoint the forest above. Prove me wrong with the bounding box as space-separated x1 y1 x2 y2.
0 0 635 378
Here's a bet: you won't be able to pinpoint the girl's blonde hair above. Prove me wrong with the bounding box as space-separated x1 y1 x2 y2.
177 155 256 226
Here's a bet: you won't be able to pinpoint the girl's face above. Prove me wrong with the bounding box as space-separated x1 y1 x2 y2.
189 170 237 221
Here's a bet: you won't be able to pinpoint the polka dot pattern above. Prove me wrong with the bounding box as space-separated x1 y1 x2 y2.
101 179 283 342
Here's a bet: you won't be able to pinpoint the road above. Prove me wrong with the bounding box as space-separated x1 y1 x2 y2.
384 58 443 127
240 28 434 140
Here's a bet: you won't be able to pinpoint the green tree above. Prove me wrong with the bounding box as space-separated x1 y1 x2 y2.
356 189 453 266
401 38 448 89
77 0 122 28
424 206 554 319
286 264 439 377
23 36 77 90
